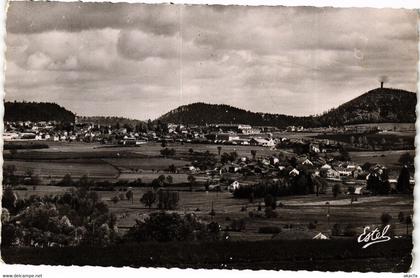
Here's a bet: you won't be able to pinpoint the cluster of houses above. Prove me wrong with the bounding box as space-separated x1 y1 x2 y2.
4 121 152 144
189 151 410 196
3 121 306 148
4 121 76 142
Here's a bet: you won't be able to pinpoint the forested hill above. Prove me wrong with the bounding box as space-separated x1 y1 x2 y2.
158 87 417 128
4 102 75 122
317 88 417 126
4 87 416 127
158 102 317 127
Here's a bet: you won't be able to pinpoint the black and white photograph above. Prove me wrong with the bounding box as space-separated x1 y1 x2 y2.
0 0 418 274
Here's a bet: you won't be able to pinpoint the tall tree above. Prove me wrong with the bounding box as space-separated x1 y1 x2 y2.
140 191 157 208
251 150 257 160
126 190 134 204
332 183 341 198
397 166 410 193
187 175 196 192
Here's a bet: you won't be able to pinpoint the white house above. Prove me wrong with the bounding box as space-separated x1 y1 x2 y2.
321 164 332 170
311 144 321 153
326 168 340 179
336 167 353 177
3 132 19 141
313 232 329 240
302 159 313 166
228 181 241 192
354 186 367 195
289 168 300 177
250 137 275 147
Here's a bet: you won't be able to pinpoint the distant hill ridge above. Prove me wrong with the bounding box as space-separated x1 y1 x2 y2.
158 87 417 128
4 87 416 127
4 101 75 123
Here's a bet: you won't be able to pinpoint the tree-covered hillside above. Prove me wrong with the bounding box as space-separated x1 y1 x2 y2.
158 88 416 128
158 102 319 127
4 102 75 122
317 88 416 126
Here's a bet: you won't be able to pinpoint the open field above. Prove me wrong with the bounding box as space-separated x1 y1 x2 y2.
6 140 414 242
98 192 416 237
104 157 188 171
349 150 415 169
14 185 414 239
5 141 411 181
3 141 291 183
4 159 119 179
313 132 414 149
10 141 283 158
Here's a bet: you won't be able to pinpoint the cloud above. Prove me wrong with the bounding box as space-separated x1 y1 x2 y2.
117 30 180 61
4 3 418 120
7 2 181 36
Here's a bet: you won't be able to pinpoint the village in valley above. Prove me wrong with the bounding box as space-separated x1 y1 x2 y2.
2 2 417 272
2 110 415 248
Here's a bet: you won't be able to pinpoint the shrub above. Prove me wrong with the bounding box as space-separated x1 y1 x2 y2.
124 212 219 242
332 184 341 198
380 213 392 225
264 194 277 209
343 224 357 236
111 196 120 204
264 207 278 218
233 183 292 199
398 212 405 223
140 191 157 208
157 190 179 210
308 222 317 230
230 219 246 232
126 190 134 203
2 187 17 211
332 224 342 236
57 174 74 187
160 148 176 157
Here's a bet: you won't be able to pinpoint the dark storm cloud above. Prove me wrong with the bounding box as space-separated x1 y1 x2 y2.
4 2 418 119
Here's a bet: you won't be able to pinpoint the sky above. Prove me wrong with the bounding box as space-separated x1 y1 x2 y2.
4 2 418 120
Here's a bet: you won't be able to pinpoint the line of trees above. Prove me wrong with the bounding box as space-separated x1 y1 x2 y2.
232 170 327 199
124 212 222 242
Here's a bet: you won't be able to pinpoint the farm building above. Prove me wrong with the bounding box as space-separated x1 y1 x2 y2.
301 159 314 166
354 186 370 195
228 181 241 192
249 137 275 147
313 232 329 240
321 164 332 170
289 168 300 177
336 167 353 177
